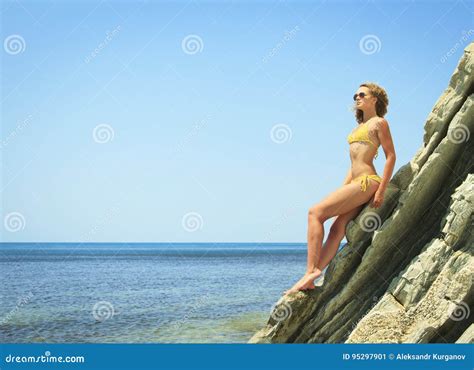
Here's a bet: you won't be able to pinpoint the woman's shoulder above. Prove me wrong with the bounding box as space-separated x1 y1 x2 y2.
367 116 389 132
364 116 382 129
375 116 390 128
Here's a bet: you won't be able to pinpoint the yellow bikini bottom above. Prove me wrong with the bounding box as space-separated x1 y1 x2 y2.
352 174 382 192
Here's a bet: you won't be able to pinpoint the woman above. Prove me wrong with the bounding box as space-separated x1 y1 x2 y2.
284 82 396 295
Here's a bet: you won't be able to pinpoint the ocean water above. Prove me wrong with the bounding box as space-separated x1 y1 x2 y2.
0 243 338 343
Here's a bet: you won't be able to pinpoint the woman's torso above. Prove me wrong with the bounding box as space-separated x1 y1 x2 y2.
347 117 381 179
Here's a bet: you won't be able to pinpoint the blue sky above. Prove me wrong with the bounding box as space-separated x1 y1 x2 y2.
1 0 473 242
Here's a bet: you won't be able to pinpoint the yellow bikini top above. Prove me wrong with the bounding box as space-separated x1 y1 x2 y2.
347 122 379 159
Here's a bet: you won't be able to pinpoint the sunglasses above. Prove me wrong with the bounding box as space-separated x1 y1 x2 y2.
353 92 370 101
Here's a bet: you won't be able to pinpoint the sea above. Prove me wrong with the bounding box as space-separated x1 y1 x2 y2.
0 242 339 343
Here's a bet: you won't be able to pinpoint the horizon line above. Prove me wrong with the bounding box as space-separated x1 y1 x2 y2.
0 241 312 244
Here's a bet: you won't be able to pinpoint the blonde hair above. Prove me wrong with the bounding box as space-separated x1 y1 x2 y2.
353 82 389 123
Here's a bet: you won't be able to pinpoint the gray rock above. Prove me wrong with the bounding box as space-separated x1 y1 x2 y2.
249 42 474 344
456 324 474 343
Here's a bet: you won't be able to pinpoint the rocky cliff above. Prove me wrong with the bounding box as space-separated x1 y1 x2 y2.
249 42 474 344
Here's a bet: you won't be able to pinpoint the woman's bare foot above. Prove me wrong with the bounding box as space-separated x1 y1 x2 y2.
283 276 316 295
283 269 322 295
283 275 306 294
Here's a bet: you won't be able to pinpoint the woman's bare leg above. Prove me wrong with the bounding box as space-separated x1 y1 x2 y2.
284 180 379 295
283 214 326 294
282 207 361 294
316 204 364 271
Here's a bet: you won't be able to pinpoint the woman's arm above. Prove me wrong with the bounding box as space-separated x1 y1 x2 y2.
343 167 352 185
376 118 396 194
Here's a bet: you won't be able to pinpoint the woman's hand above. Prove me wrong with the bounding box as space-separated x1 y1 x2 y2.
371 189 384 208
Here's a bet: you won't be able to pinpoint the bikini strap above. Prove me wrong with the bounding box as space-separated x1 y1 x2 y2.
359 175 370 192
